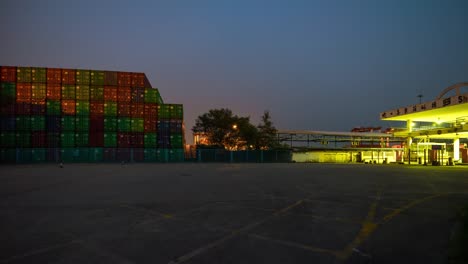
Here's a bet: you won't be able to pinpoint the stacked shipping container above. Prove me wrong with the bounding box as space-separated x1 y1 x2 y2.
0 66 183 163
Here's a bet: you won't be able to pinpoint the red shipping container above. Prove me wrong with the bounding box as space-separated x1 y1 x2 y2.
46 83 61 100
16 83 32 102
16 102 32 115
61 100 76 114
90 102 104 115
130 103 145 117
118 72 131 86
116 148 131 162
1 66 16 82
132 133 144 147
133 148 144 161
1 103 15 115
144 118 157 132
47 68 61 83
89 132 104 147
117 102 131 116
90 115 104 131
131 73 145 87
104 86 118 101
104 71 118 86
118 133 132 147
61 69 76 84
31 100 46 115
144 103 158 117
117 86 131 102
32 131 47 147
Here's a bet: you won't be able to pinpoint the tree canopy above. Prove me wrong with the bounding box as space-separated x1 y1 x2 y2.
192 108 279 150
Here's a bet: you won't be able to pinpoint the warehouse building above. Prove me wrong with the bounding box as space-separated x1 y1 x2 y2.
380 82 468 164
0 66 184 163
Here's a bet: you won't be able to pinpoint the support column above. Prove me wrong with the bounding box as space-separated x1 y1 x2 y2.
406 120 413 164
454 138 460 163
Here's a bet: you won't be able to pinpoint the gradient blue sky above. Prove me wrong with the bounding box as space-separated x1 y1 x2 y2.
1 0 467 142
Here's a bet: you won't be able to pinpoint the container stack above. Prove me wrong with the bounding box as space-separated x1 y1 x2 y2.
0 66 184 163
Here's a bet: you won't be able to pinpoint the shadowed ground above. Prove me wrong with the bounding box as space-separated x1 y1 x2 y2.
1 163 467 264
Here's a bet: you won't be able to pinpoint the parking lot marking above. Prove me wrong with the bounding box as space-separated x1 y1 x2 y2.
167 200 304 264
381 193 443 224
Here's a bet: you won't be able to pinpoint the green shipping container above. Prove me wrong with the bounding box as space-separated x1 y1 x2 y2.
89 148 103 162
61 116 76 131
159 105 171 119
31 67 47 83
76 101 90 115
104 117 117 131
90 86 104 101
75 133 89 147
47 101 61 115
76 70 90 84
144 149 158 161
144 133 157 147
16 133 31 147
17 149 32 163
170 104 183 119
16 116 31 131
131 118 144 132
90 71 105 86
62 85 76 100
31 116 45 131
31 148 46 162
144 88 161 103
75 148 90 162
1 133 16 147
75 117 89 131
104 102 117 116
31 83 47 100
169 149 184 162
76 85 90 100
17 67 32 82
61 132 75 147
1 82 16 102
104 133 117 147
118 118 132 132
61 148 77 162
170 134 183 147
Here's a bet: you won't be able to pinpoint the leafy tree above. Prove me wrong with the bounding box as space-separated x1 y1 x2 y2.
257 111 279 149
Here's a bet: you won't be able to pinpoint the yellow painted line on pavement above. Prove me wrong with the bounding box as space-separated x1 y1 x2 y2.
381 193 443 224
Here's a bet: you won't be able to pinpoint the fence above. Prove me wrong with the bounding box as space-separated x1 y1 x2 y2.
194 149 292 163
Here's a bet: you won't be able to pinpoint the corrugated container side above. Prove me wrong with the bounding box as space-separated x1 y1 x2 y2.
46 116 61 132
1 103 16 115
90 102 104 115
16 116 31 131
31 67 47 83
31 148 46 162
32 132 47 147
104 71 118 86
46 68 62 83
1 117 16 131
144 132 157 147
1 82 16 103
61 100 76 115
89 147 103 162
17 67 32 82
131 87 145 102
31 100 46 115
75 101 90 116
76 85 90 100
61 84 76 100
61 69 76 84
16 83 32 102
89 132 104 147
75 133 89 146
90 115 104 131
47 132 60 147
130 103 145 117
76 70 90 85
118 72 132 86
117 102 131 116
104 117 117 131
90 71 105 86
46 83 61 100
144 118 157 132
104 102 117 116
131 118 144 132
1 133 16 147
61 116 76 131
117 86 131 102
117 117 132 132
90 86 104 101
16 132 31 147
131 73 145 87
46 100 61 115
30 116 45 131
104 133 117 147
16 102 31 115
75 116 90 131
1 66 17 82
61 132 75 147
32 83 47 100
104 86 118 101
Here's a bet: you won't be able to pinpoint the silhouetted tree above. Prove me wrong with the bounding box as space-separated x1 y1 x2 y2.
257 111 279 149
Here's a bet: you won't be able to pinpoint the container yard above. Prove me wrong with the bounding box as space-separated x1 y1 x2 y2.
0 66 184 163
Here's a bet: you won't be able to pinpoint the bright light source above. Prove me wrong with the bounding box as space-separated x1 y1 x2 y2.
410 122 415 127
232 124 237 129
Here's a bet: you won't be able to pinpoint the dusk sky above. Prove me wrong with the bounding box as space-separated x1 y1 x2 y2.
1 0 467 143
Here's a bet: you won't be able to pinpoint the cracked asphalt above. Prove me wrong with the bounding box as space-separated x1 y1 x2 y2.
1 163 467 264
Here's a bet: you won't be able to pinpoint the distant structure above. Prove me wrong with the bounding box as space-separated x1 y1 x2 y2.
381 82 468 165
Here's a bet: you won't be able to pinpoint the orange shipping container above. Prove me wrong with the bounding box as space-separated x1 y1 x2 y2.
16 83 32 102
61 100 76 114
117 102 131 116
131 103 145 117
144 118 157 132
61 69 76 84
46 84 61 100
131 73 145 87
117 86 131 102
1 66 16 82
144 103 158 117
90 102 104 115
47 68 61 83
104 86 118 101
118 72 131 86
